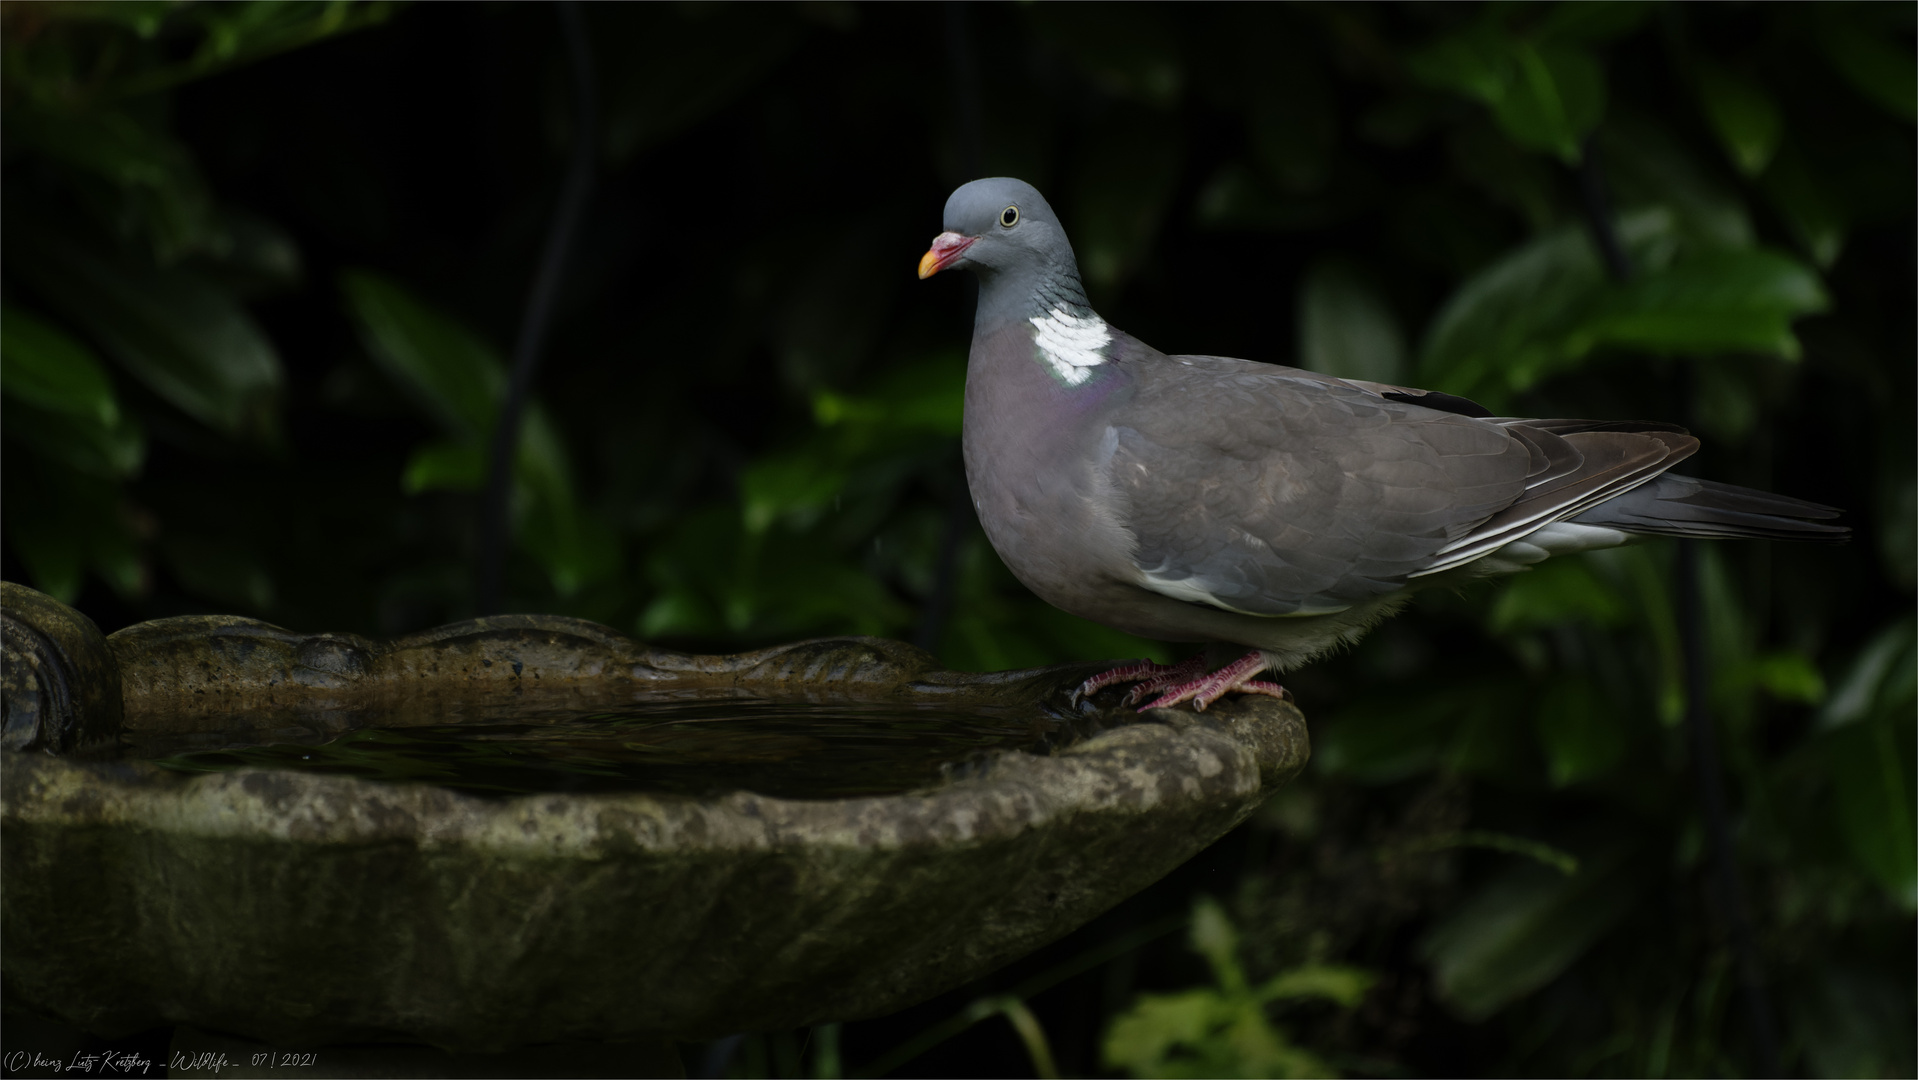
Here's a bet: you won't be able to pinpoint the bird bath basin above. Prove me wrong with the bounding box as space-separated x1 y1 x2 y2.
0 581 1308 1056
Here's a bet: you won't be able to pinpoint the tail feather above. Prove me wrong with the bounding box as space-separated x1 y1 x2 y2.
1571 474 1849 542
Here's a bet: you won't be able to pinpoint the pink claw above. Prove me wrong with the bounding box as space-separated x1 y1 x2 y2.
1121 656 1210 704
1136 651 1287 713
1074 657 1203 703
1072 651 1289 713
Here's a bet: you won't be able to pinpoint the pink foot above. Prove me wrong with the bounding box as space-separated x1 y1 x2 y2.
1137 651 1289 713
1073 656 1206 704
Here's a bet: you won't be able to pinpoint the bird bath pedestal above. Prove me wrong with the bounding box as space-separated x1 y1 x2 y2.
0 582 1307 1073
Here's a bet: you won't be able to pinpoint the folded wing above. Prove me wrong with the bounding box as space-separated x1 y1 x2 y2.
1104 360 1748 615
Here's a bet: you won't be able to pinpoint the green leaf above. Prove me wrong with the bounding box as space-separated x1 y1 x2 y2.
1692 360 1762 444
642 504 909 642
812 352 966 437
1296 259 1406 383
1316 690 1465 783
1 398 145 479
4 109 214 260
1 306 120 425
190 205 304 298
1820 618 1917 730
516 406 615 599
83 1 398 99
1445 687 1536 783
1426 233 1825 405
1493 42 1606 164
1100 902 1368 1078
1747 650 1828 706
1568 249 1828 359
1193 163 1348 234
1877 472 1916 593
1068 106 1183 291
1189 897 1246 993
1789 964 1918 1080
1691 61 1782 177
1447 117 1563 232
639 588 722 641
1387 830 1581 876
1419 843 1646 1020
65 1 175 37
1409 29 1606 163
1103 992 1336 1080
1530 1 1652 44
1594 115 1755 251
2 461 145 602
1534 677 1628 787
162 534 275 613
1102 990 1232 1078
598 4 804 163
1258 965 1375 1008
340 272 607 598
1760 143 1848 269
11 226 284 441
520 489 620 600
1823 717 1918 909
1102 925 1352 1080
739 454 849 535
1814 10 1918 123
402 440 485 494
1418 208 1677 403
340 269 503 438
1488 558 1629 634
1612 546 1685 726
1407 24 1514 106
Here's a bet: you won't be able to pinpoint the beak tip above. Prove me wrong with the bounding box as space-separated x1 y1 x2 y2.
918 232 974 280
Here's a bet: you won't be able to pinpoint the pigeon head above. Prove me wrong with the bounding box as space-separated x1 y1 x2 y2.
918 177 1079 284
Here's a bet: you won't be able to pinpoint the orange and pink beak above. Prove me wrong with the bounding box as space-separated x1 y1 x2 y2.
917 231 976 279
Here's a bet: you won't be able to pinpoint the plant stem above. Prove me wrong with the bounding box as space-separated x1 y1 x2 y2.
914 1 987 654
1577 133 1780 1077
477 1 596 615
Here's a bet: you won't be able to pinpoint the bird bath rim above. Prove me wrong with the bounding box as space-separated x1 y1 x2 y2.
0 582 1308 1051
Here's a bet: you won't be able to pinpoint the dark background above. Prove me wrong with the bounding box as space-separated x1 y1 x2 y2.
2 2 1912 1076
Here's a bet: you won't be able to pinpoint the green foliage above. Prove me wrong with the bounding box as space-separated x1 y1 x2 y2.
1410 25 1609 165
1 3 1910 1075
1296 259 1407 384
1419 843 1646 1020
0 306 144 479
11 223 285 441
1 0 379 605
1816 618 1918 909
1691 60 1782 178
1103 897 1372 1079
1419 209 1828 407
339 271 617 598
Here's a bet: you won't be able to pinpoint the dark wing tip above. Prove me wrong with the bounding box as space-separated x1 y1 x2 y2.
1381 389 1494 419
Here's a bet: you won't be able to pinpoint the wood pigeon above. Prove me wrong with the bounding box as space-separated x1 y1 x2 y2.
919 178 1845 711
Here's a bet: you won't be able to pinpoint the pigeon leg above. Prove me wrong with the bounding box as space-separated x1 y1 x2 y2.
1073 656 1207 704
1123 659 1216 706
1138 651 1288 713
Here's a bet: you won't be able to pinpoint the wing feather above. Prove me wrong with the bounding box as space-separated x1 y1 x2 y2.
1107 357 1710 612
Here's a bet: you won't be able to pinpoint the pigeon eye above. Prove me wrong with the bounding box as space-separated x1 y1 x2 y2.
1000 205 1019 228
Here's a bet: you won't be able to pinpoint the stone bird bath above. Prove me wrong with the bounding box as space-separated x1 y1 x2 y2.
1 581 1307 1062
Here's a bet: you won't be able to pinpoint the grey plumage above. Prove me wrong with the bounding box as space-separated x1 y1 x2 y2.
921 178 1845 695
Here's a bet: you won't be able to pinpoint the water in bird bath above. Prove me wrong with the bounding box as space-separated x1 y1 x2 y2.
129 697 1108 799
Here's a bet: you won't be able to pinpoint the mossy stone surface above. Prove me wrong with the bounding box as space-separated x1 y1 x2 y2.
2 585 1308 1051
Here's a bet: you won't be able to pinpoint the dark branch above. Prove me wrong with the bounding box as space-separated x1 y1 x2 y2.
477 1 597 616
1580 132 1780 1077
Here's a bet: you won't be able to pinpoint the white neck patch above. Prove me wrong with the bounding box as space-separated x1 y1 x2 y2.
1027 307 1110 386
